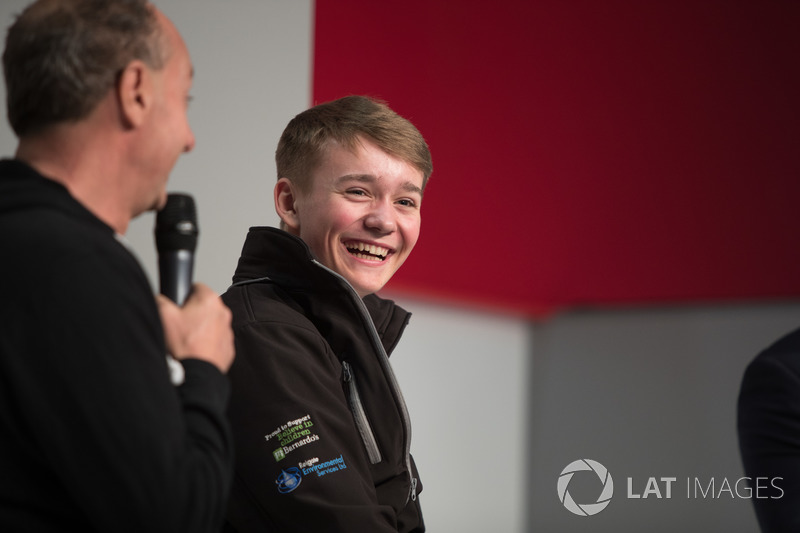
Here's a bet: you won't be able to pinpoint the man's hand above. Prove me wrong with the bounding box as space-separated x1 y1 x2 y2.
157 283 235 373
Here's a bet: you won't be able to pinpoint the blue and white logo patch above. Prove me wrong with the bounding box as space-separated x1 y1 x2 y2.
276 467 303 494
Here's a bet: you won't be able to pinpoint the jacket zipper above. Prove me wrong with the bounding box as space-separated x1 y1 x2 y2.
312 260 418 504
342 361 382 464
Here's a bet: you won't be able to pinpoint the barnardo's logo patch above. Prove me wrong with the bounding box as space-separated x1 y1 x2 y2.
276 467 303 494
264 414 319 462
557 459 614 516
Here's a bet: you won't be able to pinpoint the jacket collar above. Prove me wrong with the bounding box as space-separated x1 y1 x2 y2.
232 226 411 356
0 159 113 235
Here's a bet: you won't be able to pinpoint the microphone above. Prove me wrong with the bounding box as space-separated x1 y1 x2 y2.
155 193 198 306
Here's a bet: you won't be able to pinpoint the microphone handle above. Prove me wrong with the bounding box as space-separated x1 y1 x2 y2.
159 250 194 306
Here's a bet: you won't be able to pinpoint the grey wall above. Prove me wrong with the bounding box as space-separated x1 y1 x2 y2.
524 303 800 532
0 0 310 292
125 0 312 293
2 2 798 532
390 298 800 533
390 298 530 533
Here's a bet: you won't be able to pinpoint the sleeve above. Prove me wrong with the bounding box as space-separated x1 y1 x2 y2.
737 351 800 533
10 243 233 532
224 318 399 532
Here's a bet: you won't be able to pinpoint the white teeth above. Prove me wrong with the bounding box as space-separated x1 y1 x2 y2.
351 252 382 262
346 242 388 258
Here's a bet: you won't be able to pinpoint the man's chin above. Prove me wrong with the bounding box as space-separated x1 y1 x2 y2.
152 190 169 212
330 260 389 297
351 278 387 299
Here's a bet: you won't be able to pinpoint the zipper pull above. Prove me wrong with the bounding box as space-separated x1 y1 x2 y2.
410 477 418 501
342 361 352 383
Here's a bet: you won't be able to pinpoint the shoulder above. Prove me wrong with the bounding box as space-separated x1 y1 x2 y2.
739 327 800 417
223 280 316 331
223 281 336 369
744 327 800 383
761 326 800 358
2 208 148 304
4 197 136 268
0 193 154 328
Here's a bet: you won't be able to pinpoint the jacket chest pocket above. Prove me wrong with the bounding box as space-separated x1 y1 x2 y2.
342 361 382 464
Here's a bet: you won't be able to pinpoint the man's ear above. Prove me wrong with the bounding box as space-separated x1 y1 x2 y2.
274 177 301 234
116 60 151 129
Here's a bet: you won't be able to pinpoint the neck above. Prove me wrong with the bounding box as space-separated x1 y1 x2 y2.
16 121 133 234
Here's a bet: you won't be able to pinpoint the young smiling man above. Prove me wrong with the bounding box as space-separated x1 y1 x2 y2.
222 95 432 532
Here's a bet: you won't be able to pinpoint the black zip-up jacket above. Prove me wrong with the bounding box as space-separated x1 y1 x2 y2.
222 227 424 532
0 159 233 531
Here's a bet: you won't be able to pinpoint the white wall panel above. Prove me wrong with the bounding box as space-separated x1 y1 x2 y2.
391 298 529 533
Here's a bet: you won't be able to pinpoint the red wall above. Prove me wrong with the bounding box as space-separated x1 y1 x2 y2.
314 0 800 316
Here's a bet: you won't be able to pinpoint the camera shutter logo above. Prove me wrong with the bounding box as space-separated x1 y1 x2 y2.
557 459 614 516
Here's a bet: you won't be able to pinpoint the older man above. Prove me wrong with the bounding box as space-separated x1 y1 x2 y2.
0 1 234 531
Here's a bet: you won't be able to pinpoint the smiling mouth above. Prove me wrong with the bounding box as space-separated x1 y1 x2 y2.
345 241 390 262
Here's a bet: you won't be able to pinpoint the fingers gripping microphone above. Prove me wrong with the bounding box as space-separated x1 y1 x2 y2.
155 193 198 306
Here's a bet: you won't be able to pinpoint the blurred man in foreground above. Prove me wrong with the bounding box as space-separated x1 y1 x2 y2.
0 1 234 531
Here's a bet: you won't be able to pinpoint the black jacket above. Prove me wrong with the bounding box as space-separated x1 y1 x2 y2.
738 326 800 532
222 227 424 532
0 159 233 532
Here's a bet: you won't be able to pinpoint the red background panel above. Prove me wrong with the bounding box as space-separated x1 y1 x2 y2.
313 0 800 316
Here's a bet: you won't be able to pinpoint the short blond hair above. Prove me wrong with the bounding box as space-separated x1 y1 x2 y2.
276 95 432 193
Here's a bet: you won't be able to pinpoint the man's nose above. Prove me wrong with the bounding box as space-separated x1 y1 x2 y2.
364 201 396 233
183 125 196 153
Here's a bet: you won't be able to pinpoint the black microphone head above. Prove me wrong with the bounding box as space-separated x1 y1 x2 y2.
155 193 198 253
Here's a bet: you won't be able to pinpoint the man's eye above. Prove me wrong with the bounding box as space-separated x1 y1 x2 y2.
347 189 367 196
397 199 417 207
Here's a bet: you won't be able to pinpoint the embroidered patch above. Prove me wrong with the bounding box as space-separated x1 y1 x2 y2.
276 467 303 494
264 414 319 462
301 454 348 478
274 455 349 494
